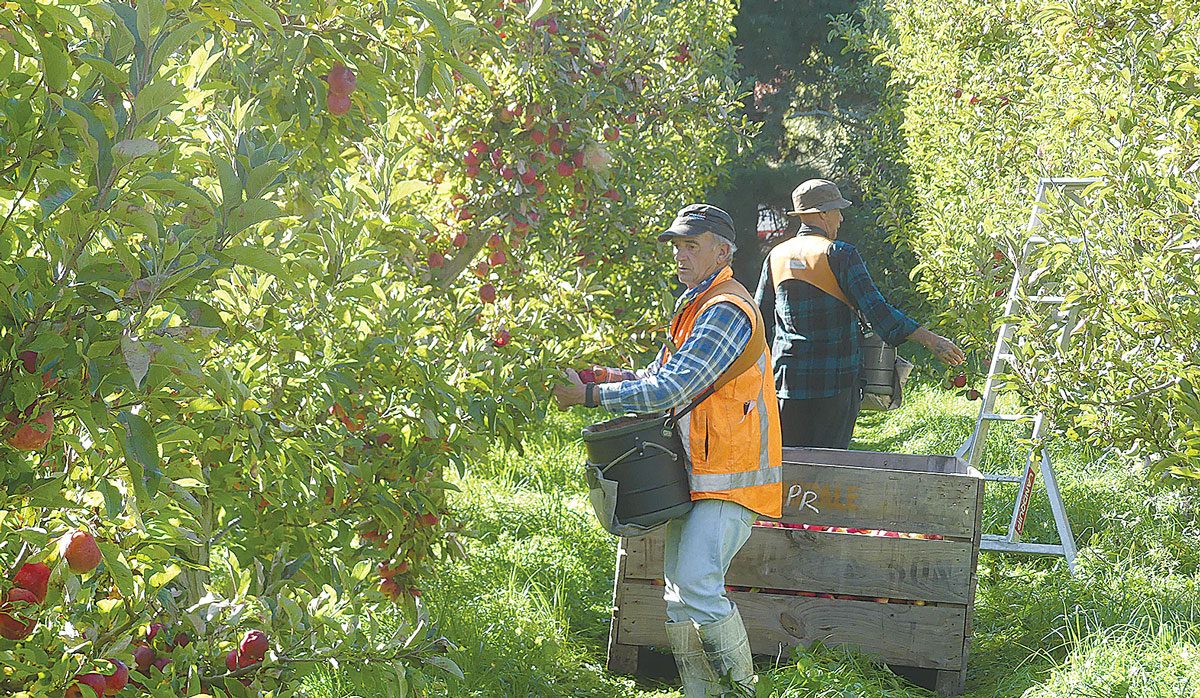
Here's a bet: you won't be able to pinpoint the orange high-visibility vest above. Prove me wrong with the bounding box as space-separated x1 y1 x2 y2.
666 267 782 518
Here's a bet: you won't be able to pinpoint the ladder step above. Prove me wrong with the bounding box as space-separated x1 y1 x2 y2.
981 413 1034 422
983 474 1023 483
980 535 1067 557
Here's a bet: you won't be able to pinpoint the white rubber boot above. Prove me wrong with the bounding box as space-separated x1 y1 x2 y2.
665 619 721 698
696 605 756 697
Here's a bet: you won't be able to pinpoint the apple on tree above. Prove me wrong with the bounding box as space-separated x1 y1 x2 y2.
63 673 107 698
13 562 51 604
58 529 102 574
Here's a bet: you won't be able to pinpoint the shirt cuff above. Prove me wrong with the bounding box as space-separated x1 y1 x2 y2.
597 383 622 410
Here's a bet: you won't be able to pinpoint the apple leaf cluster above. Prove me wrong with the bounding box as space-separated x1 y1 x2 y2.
0 0 742 695
835 0 1200 481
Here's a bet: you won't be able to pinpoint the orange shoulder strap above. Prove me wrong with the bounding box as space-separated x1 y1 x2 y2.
693 279 767 392
769 235 856 310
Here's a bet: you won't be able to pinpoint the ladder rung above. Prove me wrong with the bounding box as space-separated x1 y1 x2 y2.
981 413 1034 422
984 474 1024 483
995 353 1017 363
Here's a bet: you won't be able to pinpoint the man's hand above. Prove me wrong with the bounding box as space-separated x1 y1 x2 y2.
551 368 588 411
909 327 966 366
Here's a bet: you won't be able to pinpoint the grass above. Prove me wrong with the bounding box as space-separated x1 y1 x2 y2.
303 378 1200 698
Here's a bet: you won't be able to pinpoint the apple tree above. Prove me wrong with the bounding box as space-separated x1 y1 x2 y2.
0 0 744 695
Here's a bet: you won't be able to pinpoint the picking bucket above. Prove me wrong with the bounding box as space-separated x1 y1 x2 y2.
582 413 694 535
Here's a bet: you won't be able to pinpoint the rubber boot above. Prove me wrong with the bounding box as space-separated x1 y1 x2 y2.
665 619 720 698
696 605 756 697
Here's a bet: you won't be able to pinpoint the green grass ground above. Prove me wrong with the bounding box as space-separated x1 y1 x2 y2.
304 380 1200 698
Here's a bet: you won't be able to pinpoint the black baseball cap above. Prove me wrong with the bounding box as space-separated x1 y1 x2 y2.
656 204 736 241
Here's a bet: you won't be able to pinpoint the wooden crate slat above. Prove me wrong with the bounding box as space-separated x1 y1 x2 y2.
779 462 980 536
615 583 967 671
624 527 972 604
782 448 965 474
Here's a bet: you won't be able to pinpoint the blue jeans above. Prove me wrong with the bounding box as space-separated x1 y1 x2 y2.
662 498 757 624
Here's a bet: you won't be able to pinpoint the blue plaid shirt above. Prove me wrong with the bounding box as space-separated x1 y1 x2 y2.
598 268 753 413
754 226 920 400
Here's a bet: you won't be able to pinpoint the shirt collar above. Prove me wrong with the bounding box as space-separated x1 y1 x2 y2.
797 223 831 238
675 266 731 314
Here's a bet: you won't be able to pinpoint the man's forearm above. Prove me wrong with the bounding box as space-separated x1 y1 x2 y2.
907 326 965 365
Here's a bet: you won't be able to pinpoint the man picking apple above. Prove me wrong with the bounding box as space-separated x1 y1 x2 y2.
552 203 782 697
754 178 965 448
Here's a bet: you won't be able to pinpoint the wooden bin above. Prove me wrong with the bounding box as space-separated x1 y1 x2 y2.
606 447 984 695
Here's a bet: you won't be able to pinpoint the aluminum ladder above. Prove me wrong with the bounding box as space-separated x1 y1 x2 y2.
955 177 1103 574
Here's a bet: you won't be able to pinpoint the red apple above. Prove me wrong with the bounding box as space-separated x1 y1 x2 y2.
604 126 620 141
239 629 269 661
519 168 536 186
487 233 504 249
378 577 402 601
327 62 357 95
59 529 102 574
225 648 239 672
500 166 515 180
5 406 54 451
528 129 546 144
556 161 575 177
469 139 489 154
952 374 967 388
0 588 37 640
463 150 481 167
419 513 439 527
104 660 129 695
132 645 154 673
64 674 107 698
479 284 497 303
465 164 481 178
452 232 468 247
173 631 190 649
13 562 51 604
473 262 489 278
967 389 981 400
326 91 352 116
489 250 506 267
427 252 445 268
548 138 565 156
492 329 510 347
601 189 620 201
151 656 171 672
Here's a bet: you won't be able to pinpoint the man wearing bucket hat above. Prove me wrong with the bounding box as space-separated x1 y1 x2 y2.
755 179 964 448
553 203 782 697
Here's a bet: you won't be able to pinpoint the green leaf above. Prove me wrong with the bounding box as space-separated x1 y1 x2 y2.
405 0 454 45
99 542 137 598
121 334 151 388
217 160 243 210
61 97 114 186
118 410 161 503
39 180 76 219
227 199 282 235
219 244 289 280
113 138 160 160
150 20 208 75
415 61 432 99
132 79 185 120
34 33 73 92
442 55 490 95
422 655 465 680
